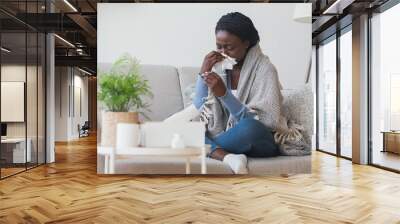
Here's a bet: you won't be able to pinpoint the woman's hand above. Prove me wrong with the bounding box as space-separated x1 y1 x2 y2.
203 72 226 97
200 51 224 74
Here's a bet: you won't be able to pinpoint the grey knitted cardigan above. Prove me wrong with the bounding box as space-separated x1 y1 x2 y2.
199 43 311 156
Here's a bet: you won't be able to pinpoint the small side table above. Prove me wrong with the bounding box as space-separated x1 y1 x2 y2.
381 131 400 154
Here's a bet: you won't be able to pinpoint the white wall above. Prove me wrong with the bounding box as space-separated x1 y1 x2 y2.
55 67 69 141
98 3 311 89
72 74 89 138
55 67 89 141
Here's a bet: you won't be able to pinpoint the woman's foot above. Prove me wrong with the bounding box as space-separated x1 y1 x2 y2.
222 154 248 174
210 148 248 174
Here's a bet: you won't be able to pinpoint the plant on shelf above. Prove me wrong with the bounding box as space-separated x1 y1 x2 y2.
98 53 153 146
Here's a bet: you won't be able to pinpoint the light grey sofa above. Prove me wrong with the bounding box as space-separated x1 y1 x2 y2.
97 64 313 175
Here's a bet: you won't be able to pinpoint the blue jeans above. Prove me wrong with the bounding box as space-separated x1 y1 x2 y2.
205 118 279 157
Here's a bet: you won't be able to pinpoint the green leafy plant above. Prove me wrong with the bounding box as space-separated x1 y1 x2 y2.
98 54 153 114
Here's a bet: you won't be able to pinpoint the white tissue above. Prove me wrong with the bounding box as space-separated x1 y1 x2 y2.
211 53 237 77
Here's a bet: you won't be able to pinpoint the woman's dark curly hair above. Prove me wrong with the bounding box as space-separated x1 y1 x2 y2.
215 12 260 48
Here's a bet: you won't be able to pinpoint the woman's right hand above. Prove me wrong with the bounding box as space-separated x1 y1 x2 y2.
200 51 224 74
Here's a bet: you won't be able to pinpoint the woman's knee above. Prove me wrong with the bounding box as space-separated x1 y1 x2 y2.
233 119 268 142
238 118 270 133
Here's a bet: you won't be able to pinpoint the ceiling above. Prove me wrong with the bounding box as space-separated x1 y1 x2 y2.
0 0 392 75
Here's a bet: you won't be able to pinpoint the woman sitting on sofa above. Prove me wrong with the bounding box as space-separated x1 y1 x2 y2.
193 12 286 174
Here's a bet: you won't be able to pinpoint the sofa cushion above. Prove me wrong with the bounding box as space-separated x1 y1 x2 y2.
177 67 199 107
113 157 233 174
139 65 184 121
281 85 314 145
247 156 311 175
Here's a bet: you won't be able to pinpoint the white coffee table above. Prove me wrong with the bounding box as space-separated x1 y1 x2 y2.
98 146 210 174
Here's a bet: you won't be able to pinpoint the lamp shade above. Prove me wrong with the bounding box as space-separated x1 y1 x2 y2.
293 3 312 23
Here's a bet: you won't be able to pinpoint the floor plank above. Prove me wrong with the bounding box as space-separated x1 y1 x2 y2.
0 135 399 223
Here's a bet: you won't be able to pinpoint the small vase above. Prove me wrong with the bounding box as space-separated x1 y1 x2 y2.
171 133 185 149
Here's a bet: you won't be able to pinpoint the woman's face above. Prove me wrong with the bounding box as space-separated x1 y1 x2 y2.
215 30 250 62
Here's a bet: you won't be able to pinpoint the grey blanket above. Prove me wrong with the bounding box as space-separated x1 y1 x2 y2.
199 43 311 156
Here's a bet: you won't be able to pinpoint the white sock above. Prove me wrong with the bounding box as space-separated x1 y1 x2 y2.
223 154 248 174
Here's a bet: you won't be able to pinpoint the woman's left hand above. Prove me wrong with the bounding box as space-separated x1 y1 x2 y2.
203 72 226 97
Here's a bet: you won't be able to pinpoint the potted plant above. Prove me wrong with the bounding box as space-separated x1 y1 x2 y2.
98 53 152 147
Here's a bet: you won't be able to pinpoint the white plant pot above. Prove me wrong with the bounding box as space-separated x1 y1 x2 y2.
116 123 141 154
100 111 139 147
